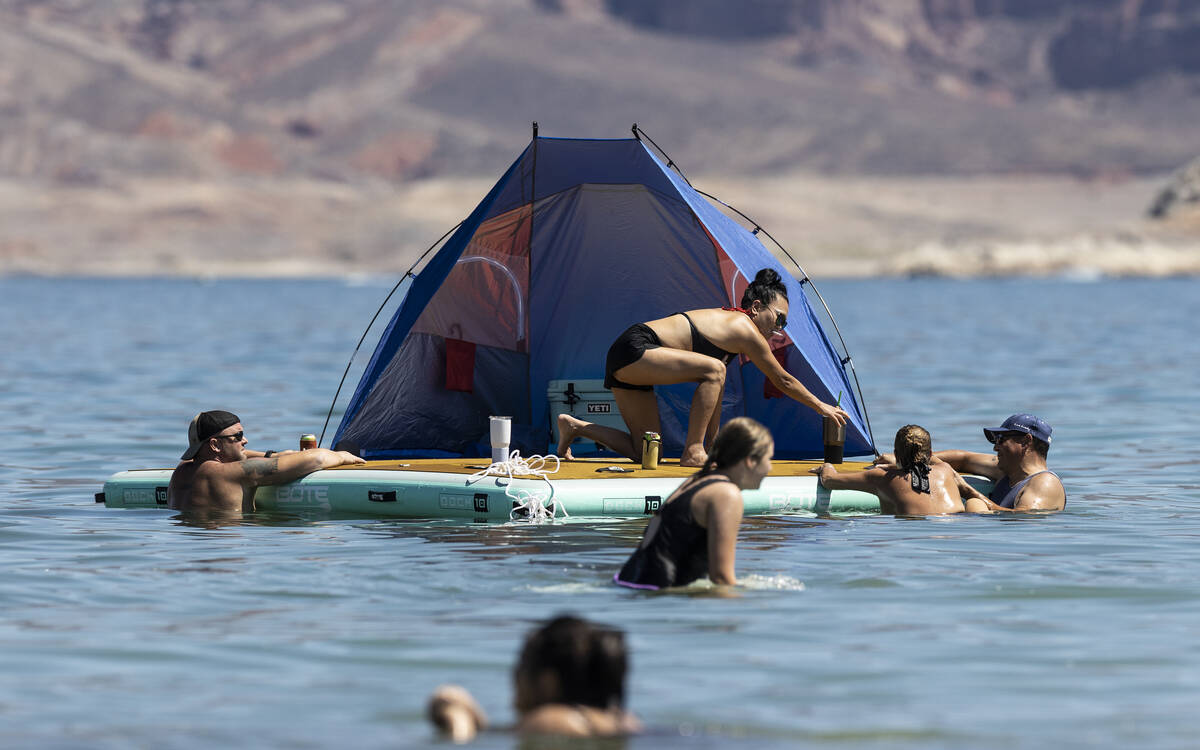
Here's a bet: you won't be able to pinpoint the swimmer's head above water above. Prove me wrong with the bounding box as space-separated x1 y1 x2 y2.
700 416 773 473
514 614 628 713
429 613 640 741
894 424 932 472
894 424 933 494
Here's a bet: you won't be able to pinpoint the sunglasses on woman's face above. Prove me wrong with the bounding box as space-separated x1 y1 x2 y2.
765 305 787 331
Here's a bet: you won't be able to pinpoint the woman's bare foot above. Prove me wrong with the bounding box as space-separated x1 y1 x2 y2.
679 444 708 468
556 413 585 459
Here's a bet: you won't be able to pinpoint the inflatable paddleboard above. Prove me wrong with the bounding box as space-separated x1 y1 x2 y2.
97 458 995 521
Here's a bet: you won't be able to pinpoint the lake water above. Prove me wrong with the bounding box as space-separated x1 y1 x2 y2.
2 276 1198 749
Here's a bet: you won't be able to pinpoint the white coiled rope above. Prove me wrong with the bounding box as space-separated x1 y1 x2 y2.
466 450 567 523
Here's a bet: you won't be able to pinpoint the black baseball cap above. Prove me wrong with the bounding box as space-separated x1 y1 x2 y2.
181 410 241 459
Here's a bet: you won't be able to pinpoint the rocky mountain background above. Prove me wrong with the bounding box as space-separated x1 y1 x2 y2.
2 0 1199 277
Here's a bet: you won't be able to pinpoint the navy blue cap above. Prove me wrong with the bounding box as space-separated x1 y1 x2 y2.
983 413 1052 445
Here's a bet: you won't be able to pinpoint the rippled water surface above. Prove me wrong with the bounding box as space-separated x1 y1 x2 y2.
2 277 1198 749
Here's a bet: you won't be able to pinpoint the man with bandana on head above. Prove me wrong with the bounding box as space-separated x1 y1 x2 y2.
168 410 364 518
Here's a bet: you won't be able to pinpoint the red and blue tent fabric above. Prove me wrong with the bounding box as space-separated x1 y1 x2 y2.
332 135 875 460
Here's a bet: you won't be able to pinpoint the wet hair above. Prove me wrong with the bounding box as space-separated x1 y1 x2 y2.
893 424 932 471
513 614 627 711
700 417 774 475
740 268 788 308
1031 438 1050 457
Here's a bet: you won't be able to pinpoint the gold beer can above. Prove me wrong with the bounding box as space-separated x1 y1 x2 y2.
300 434 317 450
641 431 661 470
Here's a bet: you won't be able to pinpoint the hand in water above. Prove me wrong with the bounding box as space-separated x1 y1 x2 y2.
428 684 487 742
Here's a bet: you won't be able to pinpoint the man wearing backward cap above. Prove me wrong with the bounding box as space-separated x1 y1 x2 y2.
168 410 364 517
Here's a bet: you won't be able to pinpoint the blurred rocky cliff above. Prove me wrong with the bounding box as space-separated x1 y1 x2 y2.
2 0 1198 276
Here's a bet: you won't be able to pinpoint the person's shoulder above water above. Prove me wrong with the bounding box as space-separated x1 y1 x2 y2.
519 703 642 737
1007 470 1065 511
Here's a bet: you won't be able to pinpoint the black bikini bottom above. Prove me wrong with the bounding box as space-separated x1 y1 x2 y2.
604 323 660 391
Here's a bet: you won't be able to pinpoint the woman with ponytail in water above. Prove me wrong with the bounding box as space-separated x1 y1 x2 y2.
615 417 774 589
814 424 966 516
555 268 849 468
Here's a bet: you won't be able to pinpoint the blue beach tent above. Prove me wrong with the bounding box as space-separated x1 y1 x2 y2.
332 130 874 460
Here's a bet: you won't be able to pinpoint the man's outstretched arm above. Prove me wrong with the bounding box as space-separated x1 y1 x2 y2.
240 449 365 488
933 449 1001 479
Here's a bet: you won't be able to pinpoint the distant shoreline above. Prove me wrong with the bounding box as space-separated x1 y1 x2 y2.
5 257 1197 280
2 173 1197 280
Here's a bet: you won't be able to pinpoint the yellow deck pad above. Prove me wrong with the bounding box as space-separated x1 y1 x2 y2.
325 457 874 480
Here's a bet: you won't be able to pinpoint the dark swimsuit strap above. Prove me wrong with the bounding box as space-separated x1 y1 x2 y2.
669 474 734 505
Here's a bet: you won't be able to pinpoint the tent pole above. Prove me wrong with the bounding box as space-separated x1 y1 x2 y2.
632 124 687 185
318 220 464 447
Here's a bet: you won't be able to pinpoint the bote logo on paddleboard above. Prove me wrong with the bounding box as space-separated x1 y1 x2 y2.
273 485 330 510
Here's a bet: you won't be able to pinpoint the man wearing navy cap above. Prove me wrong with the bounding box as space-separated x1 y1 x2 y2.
168 410 364 518
935 413 1065 512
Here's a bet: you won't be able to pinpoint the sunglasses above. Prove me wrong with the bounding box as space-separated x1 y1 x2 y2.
764 304 788 331
213 430 244 442
989 432 1026 445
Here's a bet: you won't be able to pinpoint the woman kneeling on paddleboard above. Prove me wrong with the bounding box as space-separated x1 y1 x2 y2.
615 417 773 590
556 268 848 467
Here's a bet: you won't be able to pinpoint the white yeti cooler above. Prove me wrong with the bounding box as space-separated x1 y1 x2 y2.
547 378 624 456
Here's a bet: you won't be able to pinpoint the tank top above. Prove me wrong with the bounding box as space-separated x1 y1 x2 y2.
989 470 1063 509
614 476 733 590
677 312 736 364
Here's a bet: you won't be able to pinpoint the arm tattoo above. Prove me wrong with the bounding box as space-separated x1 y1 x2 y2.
242 457 279 481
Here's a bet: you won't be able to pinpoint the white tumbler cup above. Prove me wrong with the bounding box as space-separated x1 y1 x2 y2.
490 416 512 464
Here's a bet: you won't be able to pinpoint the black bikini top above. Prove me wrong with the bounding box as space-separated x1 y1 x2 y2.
677 312 736 364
